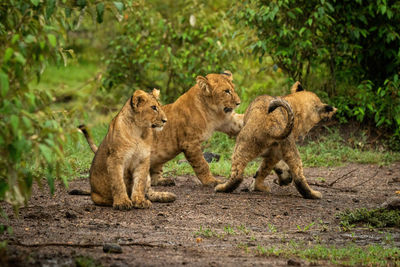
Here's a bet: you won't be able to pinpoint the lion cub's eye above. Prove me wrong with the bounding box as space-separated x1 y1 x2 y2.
151 106 157 111
224 89 231 94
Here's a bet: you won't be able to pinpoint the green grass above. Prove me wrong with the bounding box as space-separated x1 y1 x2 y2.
254 243 400 266
63 123 400 180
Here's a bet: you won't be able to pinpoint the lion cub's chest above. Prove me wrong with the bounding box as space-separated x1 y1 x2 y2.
125 138 151 170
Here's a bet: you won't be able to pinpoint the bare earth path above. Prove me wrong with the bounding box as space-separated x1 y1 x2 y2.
1 162 400 266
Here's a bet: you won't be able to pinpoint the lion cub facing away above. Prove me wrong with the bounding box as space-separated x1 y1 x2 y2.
215 82 337 199
88 89 176 210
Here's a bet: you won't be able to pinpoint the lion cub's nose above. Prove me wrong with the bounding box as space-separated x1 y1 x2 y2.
162 119 167 123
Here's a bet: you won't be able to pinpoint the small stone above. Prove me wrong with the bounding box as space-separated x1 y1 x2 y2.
287 259 301 266
352 198 360 203
203 152 221 163
283 211 289 216
65 211 77 219
381 197 400 210
103 243 122 254
327 199 332 203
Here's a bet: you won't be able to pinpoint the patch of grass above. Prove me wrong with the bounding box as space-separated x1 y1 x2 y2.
75 255 102 267
193 226 218 238
339 208 400 228
296 222 315 232
64 123 108 179
299 128 400 167
252 242 400 266
223 225 237 235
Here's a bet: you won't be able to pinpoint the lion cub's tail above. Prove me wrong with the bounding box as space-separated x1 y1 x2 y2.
267 98 294 139
78 125 98 153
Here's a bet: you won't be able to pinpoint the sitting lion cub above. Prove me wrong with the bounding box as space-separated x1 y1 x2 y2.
215 82 337 199
88 89 175 210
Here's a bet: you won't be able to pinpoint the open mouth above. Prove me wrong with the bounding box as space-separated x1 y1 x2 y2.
224 107 233 113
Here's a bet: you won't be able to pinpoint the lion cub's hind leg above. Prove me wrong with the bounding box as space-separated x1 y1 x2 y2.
281 140 322 199
91 192 113 207
252 151 280 193
215 143 262 193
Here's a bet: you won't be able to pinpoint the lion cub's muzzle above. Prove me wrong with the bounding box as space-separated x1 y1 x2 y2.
152 118 167 131
224 107 233 113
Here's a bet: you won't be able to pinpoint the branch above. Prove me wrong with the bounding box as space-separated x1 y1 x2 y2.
328 169 357 187
12 241 164 248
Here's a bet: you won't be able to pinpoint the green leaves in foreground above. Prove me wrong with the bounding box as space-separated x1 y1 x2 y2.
0 0 128 210
339 208 400 228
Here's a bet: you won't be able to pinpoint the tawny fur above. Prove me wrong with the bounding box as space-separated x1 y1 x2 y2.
215 82 337 199
87 89 176 210
81 71 293 188
149 71 242 187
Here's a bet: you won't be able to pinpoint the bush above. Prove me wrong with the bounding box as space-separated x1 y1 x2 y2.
103 0 241 103
0 0 126 209
235 0 400 146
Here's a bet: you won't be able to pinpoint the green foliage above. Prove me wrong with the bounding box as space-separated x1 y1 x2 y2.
0 0 127 209
339 208 400 228
237 0 400 146
103 0 240 103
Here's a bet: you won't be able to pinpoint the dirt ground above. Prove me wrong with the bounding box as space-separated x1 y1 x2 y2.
1 162 400 266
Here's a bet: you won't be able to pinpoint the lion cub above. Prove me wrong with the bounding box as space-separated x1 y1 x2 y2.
215 82 337 199
89 89 175 210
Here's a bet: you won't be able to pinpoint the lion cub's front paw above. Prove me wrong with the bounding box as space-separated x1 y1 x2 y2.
214 183 227 192
202 177 223 187
113 196 133 210
253 183 271 193
132 195 152 209
309 190 322 199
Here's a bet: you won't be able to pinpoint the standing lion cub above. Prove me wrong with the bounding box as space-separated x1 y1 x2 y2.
88 89 175 210
215 82 337 199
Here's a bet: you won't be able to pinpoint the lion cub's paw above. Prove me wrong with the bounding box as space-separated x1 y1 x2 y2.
253 183 271 193
113 196 134 210
156 177 176 186
132 195 152 209
203 177 223 187
214 183 227 192
304 190 322 200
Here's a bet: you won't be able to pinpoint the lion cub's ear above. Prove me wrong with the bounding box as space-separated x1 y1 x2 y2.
222 70 233 81
131 90 147 109
196 76 211 95
152 88 160 100
319 104 337 119
290 81 304 94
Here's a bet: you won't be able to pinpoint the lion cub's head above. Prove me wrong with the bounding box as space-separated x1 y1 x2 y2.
196 70 241 114
130 89 167 131
289 82 337 137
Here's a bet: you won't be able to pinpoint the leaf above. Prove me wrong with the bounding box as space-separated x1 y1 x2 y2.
46 0 56 19
14 52 26 64
47 34 57 47
0 71 9 97
10 115 19 135
31 0 40 6
3 47 14 63
96 3 105 23
113 2 124 14
39 144 53 163
76 0 86 7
